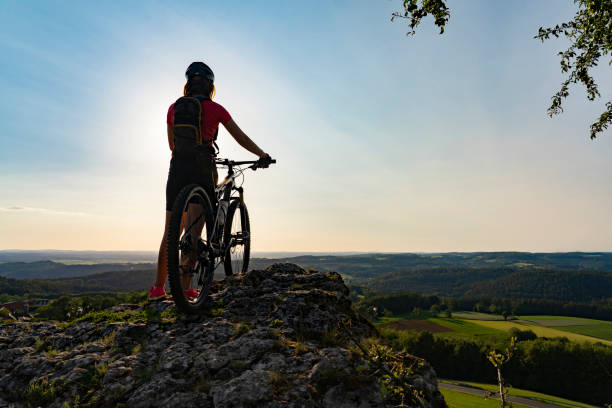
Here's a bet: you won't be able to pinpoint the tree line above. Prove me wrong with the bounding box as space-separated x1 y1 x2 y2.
354 290 612 321
352 267 612 303
380 328 611 406
33 293 147 321
0 268 154 301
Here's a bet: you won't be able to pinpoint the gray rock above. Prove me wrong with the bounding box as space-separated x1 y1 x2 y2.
323 384 383 408
211 369 272 408
0 263 447 408
160 392 211 408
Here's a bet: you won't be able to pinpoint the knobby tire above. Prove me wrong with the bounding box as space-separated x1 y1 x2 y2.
167 184 215 314
223 199 251 276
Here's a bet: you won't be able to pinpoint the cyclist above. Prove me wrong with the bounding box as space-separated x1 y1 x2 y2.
150 61 270 300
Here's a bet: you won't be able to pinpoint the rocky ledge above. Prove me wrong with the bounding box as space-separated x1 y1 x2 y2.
0 263 447 408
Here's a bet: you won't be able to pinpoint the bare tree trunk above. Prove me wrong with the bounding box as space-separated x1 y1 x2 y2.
497 367 505 408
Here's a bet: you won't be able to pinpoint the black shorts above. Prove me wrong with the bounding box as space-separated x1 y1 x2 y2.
165 154 218 211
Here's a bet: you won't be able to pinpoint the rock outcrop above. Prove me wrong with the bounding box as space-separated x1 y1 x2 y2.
0 263 447 407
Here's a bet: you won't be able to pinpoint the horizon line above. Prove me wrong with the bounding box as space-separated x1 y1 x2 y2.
1 249 611 254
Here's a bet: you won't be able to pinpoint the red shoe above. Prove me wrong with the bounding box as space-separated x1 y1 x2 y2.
149 285 166 301
184 288 199 299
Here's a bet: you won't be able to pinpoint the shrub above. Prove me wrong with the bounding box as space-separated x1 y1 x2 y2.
508 327 537 342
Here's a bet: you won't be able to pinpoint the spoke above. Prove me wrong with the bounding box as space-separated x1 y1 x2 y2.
183 213 204 237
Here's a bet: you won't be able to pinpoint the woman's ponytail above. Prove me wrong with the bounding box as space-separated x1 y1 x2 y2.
184 77 215 99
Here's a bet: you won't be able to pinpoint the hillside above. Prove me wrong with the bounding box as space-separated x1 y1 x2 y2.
263 252 612 278
0 264 447 408
351 267 512 296
3 252 612 279
2 256 612 306
0 250 156 263
0 269 155 298
354 267 612 302
463 269 612 301
0 261 156 279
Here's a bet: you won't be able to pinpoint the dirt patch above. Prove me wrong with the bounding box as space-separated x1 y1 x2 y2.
380 319 453 333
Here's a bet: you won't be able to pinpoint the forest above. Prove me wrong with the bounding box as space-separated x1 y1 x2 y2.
380 328 611 405
354 291 612 321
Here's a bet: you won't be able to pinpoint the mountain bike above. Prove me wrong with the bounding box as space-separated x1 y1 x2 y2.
167 156 275 313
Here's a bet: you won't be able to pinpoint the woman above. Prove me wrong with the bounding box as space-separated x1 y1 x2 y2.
150 61 270 300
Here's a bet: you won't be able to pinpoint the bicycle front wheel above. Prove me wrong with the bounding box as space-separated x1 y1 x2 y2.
223 199 251 276
167 184 215 314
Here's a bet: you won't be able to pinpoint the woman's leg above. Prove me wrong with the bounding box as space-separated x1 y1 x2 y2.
154 211 172 287
181 203 205 289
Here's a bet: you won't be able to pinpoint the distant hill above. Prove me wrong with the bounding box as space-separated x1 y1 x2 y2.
1 252 611 303
0 261 156 279
270 252 612 279
0 268 156 297
0 250 156 263
352 267 513 295
347 267 612 302
462 269 612 302
0 250 357 263
4 251 612 279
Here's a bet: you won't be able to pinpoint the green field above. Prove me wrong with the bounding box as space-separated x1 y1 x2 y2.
429 317 508 343
441 380 598 408
440 388 531 408
452 311 509 321
470 319 612 346
374 312 436 325
520 315 612 341
375 313 612 346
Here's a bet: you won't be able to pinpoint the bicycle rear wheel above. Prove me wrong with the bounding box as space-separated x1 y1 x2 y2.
223 199 250 276
167 184 215 313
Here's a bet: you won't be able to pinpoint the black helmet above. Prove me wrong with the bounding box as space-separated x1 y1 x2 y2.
185 62 214 82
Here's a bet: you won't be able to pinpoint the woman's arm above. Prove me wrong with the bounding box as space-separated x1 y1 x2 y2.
167 124 174 151
223 119 267 158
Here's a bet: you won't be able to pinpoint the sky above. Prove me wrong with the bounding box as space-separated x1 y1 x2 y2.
0 0 611 252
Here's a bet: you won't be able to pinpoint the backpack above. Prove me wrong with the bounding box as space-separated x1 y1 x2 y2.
172 96 218 157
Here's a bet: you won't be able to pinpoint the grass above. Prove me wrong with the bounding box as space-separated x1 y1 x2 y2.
22 377 67 408
429 318 509 343
440 387 531 408
441 380 599 408
375 311 436 324
554 324 612 341
60 308 159 328
468 320 612 346
520 315 606 322
268 370 293 396
452 311 514 321
519 315 612 341
233 322 253 337
374 312 612 345
57 305 179 329
375 314 412 324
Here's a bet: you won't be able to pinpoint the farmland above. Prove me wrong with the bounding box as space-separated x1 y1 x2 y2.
376 313 612 406
520 315 612 341
428 317 508 343
439 388 531 408
375 312 612 346
440 380 598 408
468 320 612 345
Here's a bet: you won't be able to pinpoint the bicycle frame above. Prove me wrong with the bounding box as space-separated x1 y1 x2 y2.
180 158 273 267
192 159 260 263
167 156 274 313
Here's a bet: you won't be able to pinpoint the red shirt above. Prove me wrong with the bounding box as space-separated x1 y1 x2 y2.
167 98 232 147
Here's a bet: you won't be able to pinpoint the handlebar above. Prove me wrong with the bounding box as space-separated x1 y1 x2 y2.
215 157 276 170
